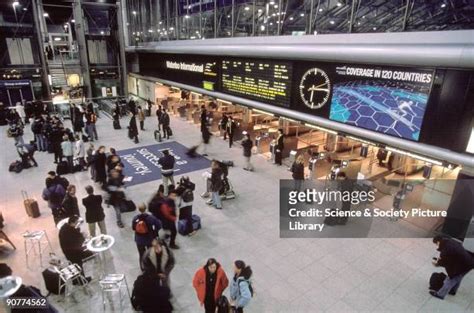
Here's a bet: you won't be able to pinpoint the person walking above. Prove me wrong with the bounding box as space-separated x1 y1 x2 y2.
430 236 474 299
275 128 284 166
74 134 86 169
157 191 180 249
226 116 236 148
230 260 253 313
94 146 107 187
158 149 175 196
220 114 228 140
15 102 27 125
160 109 171 139
141 239 175 288
291 155 305 191
201 125 212 157
131 268 173 313
85 109 98 141
72 105 84 136
50 123 64 164
241 132 254 171
8 122 24 146
62 185 80 218
193 258 229 313
82 185 107 237
129 113 139 143
86 143 96 179
156 105 163 131
16 141 38 167
176 176 196 236
148 185 165 219
106 169 125 228
132 204 162 269
200 105 208 133
138 106 146 131
209 161 223 210
61 135 74 173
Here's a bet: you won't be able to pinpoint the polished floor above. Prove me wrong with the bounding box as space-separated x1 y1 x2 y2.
1 110 473 312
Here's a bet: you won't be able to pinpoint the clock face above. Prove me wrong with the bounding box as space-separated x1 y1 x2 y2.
299 68 331 109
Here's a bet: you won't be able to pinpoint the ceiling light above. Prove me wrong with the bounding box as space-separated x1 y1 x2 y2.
159 21 162 25
100 31 104 35
260 25 265 31
330 20 335 24
245 6 250 11
23 8 27 11
337 2 342 7
71 19 75 23
132 11 137 15
12 1 19 7
269 22 273 25
43 12 49 17
373 27 377 30
269 1 275 4
170 27 174 31
185 15 190 19
300 13 305 17
54 37 61 41
319 8 323 12
289 17 294 21
227 15 230 18
441 3 446 8
258 9 263 13
274 5 278 9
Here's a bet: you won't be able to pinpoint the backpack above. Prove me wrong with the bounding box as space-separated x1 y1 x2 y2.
239 279 254 298
135 215 149 235
216 295 230 313
182 189 194 202
90 113 97 124
161 113 170 125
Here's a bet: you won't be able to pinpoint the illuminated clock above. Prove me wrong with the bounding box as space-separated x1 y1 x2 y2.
299 68 331 109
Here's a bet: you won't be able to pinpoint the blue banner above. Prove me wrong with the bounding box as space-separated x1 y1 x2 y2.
117 141 210 187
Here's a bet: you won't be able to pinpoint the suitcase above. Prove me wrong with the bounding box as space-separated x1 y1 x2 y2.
21 190 40 218
191 214 201 231
42 267 65 295
73 164 83 173
121 199 136 213
56 161 68 175
167 126 173 137
113 119 121 129
9 160 23 173
154 130 162 142
82 134 89 143
178 219 188 236
429 272 447 291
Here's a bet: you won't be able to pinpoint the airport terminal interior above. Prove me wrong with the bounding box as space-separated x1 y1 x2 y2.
0 0 474 312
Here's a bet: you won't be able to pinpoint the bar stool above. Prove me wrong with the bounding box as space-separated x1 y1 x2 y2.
22 230 53 268
58 264 90 301
99 274 131 312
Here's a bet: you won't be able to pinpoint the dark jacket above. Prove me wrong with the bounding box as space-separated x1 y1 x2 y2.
31 119 44 135
276 134 284 150
132 213 162 246
94 152 107 181
131 272 173 313
82 194 105 223
129 116 138 136
437 239 474 278
210 167 223 192
202 127 211 144
141 243 175 276
62 194 80 218
242 138 253 157
291 162 305 180
149 194 165 219
200 110 207 131
106 176 125 206
42 183 66 210
59 223 85 261
158 155 175 177
160 112 170 127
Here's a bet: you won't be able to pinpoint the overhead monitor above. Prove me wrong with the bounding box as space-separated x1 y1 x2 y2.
221 58 293 107
328 65 434 141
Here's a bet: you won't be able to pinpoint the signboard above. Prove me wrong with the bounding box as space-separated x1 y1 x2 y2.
139 53 218 91
117 141 211 187
291 61 433 141
221 58 292 107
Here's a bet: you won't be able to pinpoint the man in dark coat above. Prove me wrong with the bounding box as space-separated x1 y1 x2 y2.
430 236 474 299
141 239 175 287
275 128 284 166
129 114 139 143
200 105 208 133
82 185 106 237
241 132 253 171
131 269 173 313
58 216 93 279
94 146 108 186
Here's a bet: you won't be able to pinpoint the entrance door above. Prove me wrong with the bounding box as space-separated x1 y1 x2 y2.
6 88 23 107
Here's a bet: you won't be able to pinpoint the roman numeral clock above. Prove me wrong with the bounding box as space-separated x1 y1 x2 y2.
299 68 331 109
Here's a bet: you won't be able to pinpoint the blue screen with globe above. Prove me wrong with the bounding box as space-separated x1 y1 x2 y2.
329 80 430 141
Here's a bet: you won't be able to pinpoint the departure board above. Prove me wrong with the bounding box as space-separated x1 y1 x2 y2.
221 58 292 107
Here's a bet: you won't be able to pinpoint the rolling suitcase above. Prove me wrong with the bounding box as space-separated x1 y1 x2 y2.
154 130 162 142
22 190 40 218
113 119 121 129
178 219 188 236
429 272 447 291
9 160 23 173
191 214 201 231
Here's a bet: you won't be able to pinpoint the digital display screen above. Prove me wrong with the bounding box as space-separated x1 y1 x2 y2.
221 58 292 107
328 65 434 141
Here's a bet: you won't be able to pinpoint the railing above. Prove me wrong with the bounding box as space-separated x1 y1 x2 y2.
124 0 474 45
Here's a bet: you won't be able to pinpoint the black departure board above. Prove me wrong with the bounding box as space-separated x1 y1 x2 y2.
221 58 292 107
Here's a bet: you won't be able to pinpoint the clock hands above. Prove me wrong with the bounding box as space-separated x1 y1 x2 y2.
308 83 329 102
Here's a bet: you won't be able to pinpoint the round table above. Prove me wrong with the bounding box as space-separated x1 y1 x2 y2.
0 276 22 298
86 235 115 278
56 217 84 230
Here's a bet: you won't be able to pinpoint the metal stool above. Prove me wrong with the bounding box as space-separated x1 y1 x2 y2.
58 264 90 300
99 274 131 312
22 230 53 268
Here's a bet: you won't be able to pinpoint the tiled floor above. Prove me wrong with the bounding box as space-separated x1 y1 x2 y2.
0 112 473 312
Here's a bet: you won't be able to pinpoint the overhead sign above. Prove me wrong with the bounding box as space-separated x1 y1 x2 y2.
221 58 292 107
117 141 211 187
